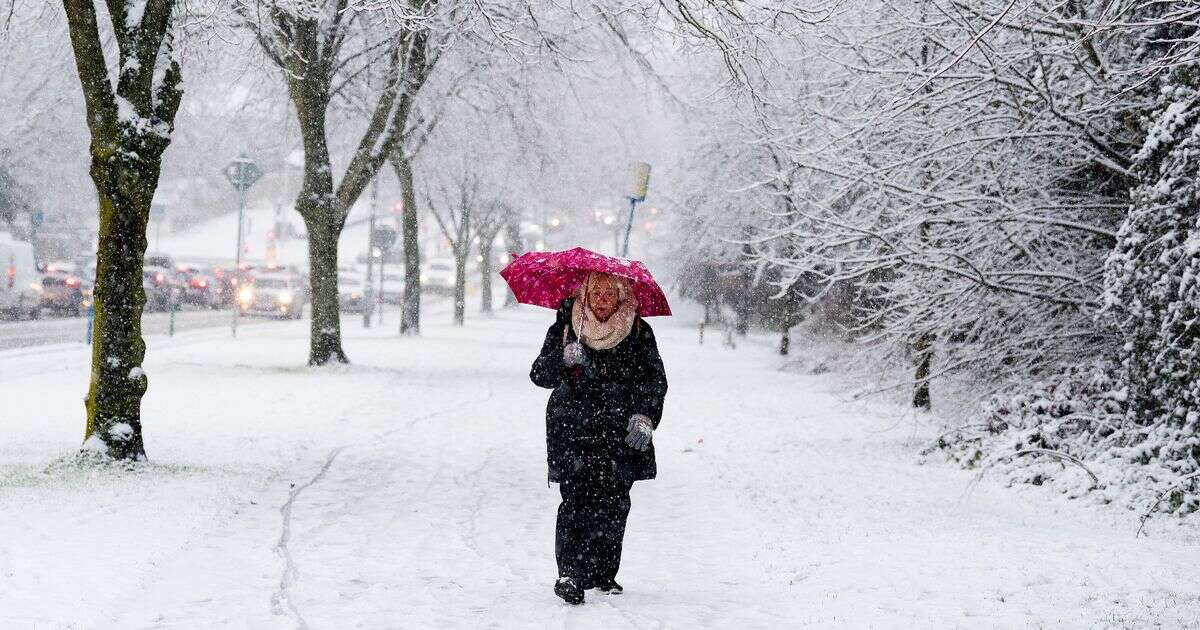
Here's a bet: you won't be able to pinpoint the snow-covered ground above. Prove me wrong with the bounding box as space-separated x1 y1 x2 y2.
1 304 1198 628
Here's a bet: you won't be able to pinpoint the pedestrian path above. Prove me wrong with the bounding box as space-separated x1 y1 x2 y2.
2 307 1197 628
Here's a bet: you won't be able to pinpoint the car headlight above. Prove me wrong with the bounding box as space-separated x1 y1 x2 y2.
238 286 254 304
278 290 293 305
420 273 427 282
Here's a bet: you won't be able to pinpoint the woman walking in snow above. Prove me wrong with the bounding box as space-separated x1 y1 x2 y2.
530 271 668 605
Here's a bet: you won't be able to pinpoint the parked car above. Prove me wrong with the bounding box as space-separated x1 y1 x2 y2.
420 258 456 295
0 232 42 319
238 272 306 319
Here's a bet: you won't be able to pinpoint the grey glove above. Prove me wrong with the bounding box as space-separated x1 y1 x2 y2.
563 341 587 367
625 414 653 451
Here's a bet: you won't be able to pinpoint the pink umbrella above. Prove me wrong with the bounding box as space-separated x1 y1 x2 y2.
500 247 672 317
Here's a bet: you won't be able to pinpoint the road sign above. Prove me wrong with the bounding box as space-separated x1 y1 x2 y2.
223 154 262 191
226 153 261 338
371 226 397 251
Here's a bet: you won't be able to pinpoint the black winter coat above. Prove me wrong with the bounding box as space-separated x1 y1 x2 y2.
530 298 668 484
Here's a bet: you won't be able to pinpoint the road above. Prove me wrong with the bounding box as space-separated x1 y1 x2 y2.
0 307 278 351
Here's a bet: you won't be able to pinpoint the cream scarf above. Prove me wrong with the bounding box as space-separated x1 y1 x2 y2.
570 273 638 350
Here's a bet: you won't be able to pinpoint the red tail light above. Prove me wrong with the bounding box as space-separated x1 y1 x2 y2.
6 266 13 289
66 277 80 288
155 272 165 283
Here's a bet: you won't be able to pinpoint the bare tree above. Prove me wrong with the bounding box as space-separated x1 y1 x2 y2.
236 0 436 364
676 1 1138 404
62 0 185 460
426 170 504 325
501 205 524 307
474 202 506 314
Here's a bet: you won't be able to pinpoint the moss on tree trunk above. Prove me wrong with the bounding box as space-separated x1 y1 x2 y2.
64 0 183 460
84 152 155 460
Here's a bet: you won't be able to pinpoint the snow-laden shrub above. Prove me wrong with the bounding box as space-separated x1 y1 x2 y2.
932 65 1200 521
930 362 1200 517
1101 66 1200 508
1105 115 1200 456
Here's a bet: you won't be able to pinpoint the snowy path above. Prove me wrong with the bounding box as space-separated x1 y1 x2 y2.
1 306 1198 628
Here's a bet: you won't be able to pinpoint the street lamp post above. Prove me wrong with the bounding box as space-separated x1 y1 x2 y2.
223 154 262 338
621 162 651 257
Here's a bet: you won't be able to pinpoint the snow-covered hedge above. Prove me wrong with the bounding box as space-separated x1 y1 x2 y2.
928 362 1199 518
929 64 1200 523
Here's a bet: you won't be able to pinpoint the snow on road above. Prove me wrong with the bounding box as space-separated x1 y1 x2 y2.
1 306 1198 628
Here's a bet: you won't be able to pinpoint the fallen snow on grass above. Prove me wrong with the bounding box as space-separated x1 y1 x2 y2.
1 306 1198 628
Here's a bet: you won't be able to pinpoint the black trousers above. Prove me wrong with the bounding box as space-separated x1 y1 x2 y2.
555 467 633 585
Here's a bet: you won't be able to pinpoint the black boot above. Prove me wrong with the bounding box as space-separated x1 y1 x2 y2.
554 577 585 605
594 578 623 594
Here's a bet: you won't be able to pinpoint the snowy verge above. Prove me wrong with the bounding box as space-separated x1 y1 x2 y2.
776 315 1200 531
924 361 1200 526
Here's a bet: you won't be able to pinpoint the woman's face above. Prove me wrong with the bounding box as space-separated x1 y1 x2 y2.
587 276 621 322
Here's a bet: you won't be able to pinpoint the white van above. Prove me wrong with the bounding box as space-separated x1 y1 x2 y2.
0 232 42 319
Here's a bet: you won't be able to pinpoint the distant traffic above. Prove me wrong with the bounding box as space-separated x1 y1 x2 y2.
2 228 490 324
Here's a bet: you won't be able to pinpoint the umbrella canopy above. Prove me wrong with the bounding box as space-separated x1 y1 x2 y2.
500 247 672 317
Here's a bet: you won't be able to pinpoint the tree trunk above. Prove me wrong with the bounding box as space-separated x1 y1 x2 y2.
735 285 752 336
479 238 494 314
305 218 348 364
394 155 421 335
453 248 467 326
64 0 184 460
911 3 935 412
293 91 349 365
779 328 790 356
912 332 932 410
83 152 155 460
503 214 524 308
249 8 420 361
